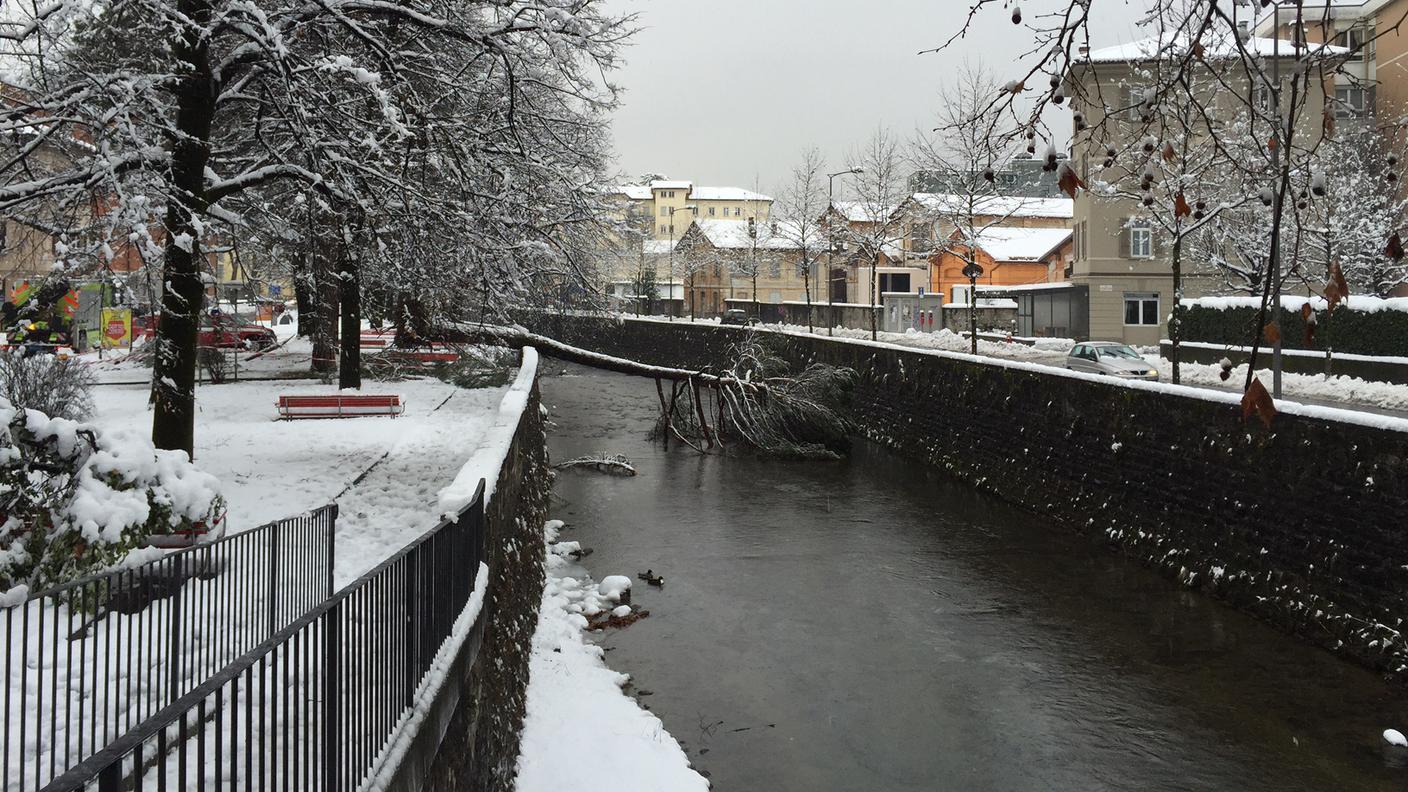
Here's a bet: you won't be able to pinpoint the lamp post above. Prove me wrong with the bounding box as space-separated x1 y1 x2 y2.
667 204 697 321
962 260 984 355
826 167 863 336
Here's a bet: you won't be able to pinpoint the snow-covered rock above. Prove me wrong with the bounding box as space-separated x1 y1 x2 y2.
1384 728 1407 747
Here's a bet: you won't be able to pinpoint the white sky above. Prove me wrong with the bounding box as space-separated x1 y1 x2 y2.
604 0 1155 197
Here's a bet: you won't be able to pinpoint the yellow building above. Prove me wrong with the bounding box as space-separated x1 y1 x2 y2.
608 180 773 240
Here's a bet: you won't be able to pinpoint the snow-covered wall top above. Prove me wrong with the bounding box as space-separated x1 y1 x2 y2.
436 347 540 518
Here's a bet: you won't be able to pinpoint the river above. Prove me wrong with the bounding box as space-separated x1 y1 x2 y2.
541 363 1407 791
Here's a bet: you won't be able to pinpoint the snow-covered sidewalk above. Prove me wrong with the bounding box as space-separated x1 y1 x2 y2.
515 522 709 792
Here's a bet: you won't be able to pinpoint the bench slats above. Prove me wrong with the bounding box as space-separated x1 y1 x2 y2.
277 394 405 420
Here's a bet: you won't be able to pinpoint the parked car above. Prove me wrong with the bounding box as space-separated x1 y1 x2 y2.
1066 341 1160 381
721 309 752 326
137 313 278 350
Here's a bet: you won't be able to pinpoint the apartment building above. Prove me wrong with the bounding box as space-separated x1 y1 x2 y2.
607 180 773 241
1066 32 1337 344
1256 0 1408 121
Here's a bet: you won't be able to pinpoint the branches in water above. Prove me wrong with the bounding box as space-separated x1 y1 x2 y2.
650 334 855 460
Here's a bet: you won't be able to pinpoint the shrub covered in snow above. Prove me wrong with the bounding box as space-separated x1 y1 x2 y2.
0 403 224 593
0 352 95 421
1180 296 1408 357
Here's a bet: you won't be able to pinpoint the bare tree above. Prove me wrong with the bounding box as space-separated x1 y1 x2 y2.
843 128 908 340
778 148 829 333
911 64 1033 354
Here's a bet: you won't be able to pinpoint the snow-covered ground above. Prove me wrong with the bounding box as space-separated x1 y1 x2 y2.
1150 357 1408 413
6 351 528 791
516 521 709 792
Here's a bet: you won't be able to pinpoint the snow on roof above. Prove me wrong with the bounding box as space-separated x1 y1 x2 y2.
609 183 773 202
830 201 896 224
691 218 803 250
643 240 677 255
968 227 1072 262
978 281 1076 293
689 186 773 202
909 193 1073 219
1084 33 1348 64
610 185 653 200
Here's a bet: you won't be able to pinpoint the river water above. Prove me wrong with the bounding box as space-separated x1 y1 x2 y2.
542 364 1408 791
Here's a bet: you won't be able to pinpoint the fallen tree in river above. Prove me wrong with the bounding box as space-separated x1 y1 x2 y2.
446 324 855 459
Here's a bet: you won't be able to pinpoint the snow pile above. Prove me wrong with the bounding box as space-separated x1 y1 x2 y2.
0 403 223 592
1384 729 1407 747
516 522 708 792
598 574 633 602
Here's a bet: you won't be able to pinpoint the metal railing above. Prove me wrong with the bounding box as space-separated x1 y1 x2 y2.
42 479 487 792
3 506 337 792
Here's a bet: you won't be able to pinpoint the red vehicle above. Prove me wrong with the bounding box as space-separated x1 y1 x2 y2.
136 313 277 350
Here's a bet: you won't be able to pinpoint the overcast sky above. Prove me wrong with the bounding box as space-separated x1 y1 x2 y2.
604 0 1153 198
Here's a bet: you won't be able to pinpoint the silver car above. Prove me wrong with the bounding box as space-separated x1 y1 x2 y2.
1066 341 1160 381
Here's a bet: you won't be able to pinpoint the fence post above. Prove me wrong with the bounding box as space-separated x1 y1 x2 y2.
326 504 338 599
168 571 183 700
268 519 280 635
405 550 418 700
324 603 342 792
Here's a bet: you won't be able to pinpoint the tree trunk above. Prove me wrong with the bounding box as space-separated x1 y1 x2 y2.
1170 234 1183 385
150 0 215 457
338 253 361 390
294 265 315 337
311 250 338 373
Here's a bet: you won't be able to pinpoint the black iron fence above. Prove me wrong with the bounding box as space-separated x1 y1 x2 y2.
3 505 337 792
41 479 487 792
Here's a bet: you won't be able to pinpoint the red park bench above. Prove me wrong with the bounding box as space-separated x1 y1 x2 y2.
277 394 405 420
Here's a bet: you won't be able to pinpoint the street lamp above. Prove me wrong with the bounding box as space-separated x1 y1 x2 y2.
825 167 864 335
667 204 697 320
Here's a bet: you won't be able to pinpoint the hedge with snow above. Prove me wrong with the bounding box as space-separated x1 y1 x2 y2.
1179 296 1408 357
0 403 224 596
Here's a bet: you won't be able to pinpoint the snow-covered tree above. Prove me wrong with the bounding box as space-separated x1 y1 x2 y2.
0 1 633 454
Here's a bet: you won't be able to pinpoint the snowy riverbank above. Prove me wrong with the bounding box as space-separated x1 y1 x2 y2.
515 521 709 792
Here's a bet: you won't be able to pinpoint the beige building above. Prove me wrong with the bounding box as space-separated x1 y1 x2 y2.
1256 0 1408 123
674 218 814 316
1067 33 1337 344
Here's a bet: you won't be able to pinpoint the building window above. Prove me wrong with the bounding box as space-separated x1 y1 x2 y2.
1128 221 1153 259
1333 85 1373 119
910 222 934 252
0 223 6 253
659 224 667 234
1335 25 1374 61
708 206 716 216
1124 292 1159 325
734 207 742 216
660 207 668 217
